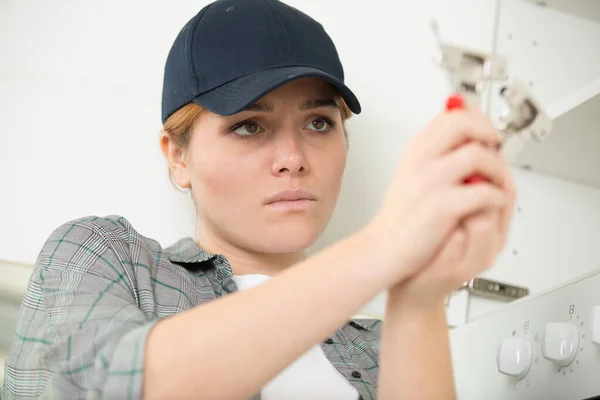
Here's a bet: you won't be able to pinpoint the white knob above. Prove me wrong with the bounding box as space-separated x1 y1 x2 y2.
542 323 579 366
592 306 600 346
496 338 532 380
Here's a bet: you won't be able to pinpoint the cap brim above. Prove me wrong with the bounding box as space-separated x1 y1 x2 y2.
191 66 361 116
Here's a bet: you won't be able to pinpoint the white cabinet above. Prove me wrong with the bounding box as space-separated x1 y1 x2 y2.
488 0 600 188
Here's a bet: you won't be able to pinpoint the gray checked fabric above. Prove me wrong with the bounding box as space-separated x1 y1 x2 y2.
2 215 382 399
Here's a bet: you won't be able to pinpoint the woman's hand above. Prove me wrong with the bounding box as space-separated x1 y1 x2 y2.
388 157 516 308
366 105 513 286
375 118 516 399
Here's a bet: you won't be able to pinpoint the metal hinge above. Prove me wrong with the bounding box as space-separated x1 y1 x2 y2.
462 277 529 301
446 278 529 327
431 19 554 154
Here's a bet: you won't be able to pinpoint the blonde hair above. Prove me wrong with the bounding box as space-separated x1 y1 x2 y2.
162 94 353 189
162 103 205 150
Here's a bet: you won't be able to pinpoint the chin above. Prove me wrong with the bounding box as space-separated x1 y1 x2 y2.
258 223 324 253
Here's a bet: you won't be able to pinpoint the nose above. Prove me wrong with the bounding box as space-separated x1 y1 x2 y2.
271 134 309 177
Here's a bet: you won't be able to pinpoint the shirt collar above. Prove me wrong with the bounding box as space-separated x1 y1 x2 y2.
165 238 372 331
348 320 372 331
164 237 216 263
165 237 234 280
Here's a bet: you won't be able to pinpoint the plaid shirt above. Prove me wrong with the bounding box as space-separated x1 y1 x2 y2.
2 215 382 399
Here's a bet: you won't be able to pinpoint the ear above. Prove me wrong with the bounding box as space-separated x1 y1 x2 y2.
160 131 191 189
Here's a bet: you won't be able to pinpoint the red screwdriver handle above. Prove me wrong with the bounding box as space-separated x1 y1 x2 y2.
445 94 465 111
445 94 487 184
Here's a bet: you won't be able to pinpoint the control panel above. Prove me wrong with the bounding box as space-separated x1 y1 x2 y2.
450 270 600 399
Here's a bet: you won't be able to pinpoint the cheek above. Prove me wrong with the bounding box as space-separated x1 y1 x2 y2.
191 150 262 213
318 142 347 198
198 158 247 199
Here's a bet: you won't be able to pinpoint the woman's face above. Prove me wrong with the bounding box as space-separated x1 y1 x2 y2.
184 77 348 254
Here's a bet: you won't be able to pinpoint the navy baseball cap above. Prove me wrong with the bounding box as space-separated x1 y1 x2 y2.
161 0 361 123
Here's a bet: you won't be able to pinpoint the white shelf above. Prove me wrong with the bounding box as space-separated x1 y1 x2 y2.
520 0 600 23
491 0 600 188
511 80 600 187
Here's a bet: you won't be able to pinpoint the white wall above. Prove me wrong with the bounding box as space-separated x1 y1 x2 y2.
0 0 201 263
0 0 500 264
1 0 600 319
0 260 28 392
2 1 600 396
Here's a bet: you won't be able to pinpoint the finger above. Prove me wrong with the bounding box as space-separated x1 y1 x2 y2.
441 183 506 223
500 161 517 237
430 142 506 187
415 108 501 159
461 210 499 277
491 162 517 254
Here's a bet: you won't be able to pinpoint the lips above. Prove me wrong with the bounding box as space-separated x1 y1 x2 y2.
265 189 317 205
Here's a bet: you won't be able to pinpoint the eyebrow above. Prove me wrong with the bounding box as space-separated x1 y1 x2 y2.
299 99 340 111
241 99 340 113
243 102 274 112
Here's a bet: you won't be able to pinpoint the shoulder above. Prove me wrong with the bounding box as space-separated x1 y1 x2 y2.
44 214 143 243
37 214 211 290
37 214 167 279
43 215 195 260
42 214 160 253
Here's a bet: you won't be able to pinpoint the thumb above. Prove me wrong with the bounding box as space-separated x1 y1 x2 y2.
461 210 499 278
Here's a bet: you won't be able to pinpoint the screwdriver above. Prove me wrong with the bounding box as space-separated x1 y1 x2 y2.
445 94 488 184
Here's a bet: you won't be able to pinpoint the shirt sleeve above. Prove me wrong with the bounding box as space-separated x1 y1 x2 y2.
2 217 157 399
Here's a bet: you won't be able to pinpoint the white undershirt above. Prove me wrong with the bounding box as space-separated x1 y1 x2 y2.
231 274 360 400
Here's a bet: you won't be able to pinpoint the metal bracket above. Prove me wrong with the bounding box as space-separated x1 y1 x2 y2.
498 79 554 143
431 19 553 146
432 19 508 107
463 278 529 301
437 44 508 107
446 278 530 327
463 277 529 302
432 28 554 161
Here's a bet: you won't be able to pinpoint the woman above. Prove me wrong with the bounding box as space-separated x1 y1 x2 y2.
3 0 514 399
